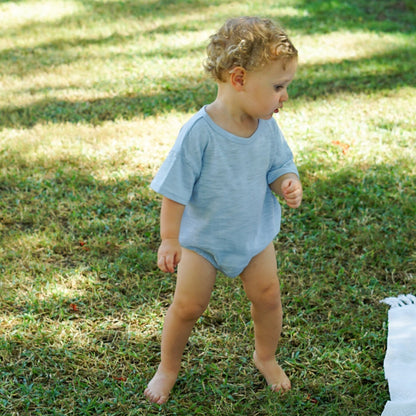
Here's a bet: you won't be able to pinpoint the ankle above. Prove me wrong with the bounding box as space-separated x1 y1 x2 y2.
253 350 275 363
158 362 181 377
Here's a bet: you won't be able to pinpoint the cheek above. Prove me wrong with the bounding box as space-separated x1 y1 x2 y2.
270 93 280 105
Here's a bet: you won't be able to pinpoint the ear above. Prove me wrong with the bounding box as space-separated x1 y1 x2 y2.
229 67 246 91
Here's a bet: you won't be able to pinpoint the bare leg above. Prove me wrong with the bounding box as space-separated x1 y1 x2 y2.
240 243 291 392
145 249 216 404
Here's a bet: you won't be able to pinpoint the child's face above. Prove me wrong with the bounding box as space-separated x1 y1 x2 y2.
242 58 297 120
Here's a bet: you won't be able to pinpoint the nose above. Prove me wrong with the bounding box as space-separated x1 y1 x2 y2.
280 88 289 102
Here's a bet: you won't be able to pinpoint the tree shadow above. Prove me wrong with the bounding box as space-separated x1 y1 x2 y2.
77 0 231 22
288 0 416 34
0 151 164 316
1 137 414 315
292 44 416 99
2 40 415 129
1 142 413 413
2 0 415 131
0 331 154 413
2 0 414 77
281 160 415 285
0 73 213 128
0 0 224 81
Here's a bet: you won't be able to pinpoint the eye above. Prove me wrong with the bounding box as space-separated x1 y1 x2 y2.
274 85 284 92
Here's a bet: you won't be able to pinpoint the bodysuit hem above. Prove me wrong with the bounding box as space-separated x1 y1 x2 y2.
182 241 274 278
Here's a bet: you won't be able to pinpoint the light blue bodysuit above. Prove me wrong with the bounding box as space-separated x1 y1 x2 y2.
150 106 299 277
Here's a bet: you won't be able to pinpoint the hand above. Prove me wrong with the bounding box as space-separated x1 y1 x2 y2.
157 238 182 273
281 177 303 208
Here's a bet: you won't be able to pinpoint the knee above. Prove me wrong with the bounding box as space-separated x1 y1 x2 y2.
171 298 207 321
250 281 282 311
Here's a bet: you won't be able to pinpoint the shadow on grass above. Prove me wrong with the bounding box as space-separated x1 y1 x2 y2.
0 22 208 79
1 0 414 81
77 0 231 22
283 161 415 283
292 0 416 34
1 148 413 413
1 42 415 128
0 153 162 289
0 73 214 128
1 0 415 132
1 143 414 315
3 0 414 75
292 44 416 99
0 331 155 413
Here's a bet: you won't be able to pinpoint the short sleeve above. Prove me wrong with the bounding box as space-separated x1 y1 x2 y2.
267 158 299 184
151 149 201 205
150 116 207 205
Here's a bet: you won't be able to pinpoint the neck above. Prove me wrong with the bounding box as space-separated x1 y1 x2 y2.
206 87 258 138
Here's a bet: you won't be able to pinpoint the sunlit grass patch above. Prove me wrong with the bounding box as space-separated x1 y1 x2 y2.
0 0 84 31
296 31 413 64
0 114 186 179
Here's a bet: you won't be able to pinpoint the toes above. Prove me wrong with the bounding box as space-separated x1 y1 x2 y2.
270 383 285 393
144 387 154 402
144 387 169 404
283 381 291 391
270 381 291 393
157 395 168 405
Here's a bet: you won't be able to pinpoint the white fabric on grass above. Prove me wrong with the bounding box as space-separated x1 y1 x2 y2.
381 294 416 416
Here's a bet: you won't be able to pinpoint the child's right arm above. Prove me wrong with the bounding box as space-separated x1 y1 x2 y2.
157 196 185 273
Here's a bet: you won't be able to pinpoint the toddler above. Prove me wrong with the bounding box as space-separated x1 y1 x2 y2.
145 16 303 404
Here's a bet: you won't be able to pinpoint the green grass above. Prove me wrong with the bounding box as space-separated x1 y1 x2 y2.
0 0 415 414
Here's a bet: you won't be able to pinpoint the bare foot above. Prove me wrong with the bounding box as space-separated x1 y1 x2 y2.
144 366 177 404
253 351 291 392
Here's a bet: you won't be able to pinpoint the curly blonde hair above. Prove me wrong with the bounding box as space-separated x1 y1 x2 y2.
204 16 298 82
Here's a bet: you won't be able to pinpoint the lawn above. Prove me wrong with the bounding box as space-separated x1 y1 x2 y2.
0 0 415 415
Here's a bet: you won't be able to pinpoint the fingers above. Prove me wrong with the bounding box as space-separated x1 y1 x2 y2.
157 242 182 273
285 191 302 208
158 253 178 273
282 179 303 208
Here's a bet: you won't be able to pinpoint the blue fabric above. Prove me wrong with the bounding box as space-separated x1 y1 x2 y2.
151 106 298 277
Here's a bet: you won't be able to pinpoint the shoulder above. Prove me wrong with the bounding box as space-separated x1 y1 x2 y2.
259 117 283 137
175 108 210 150
257 118 287 149
169 108 212 168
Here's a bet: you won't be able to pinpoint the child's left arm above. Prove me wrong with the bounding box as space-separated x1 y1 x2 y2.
270 173 303 208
